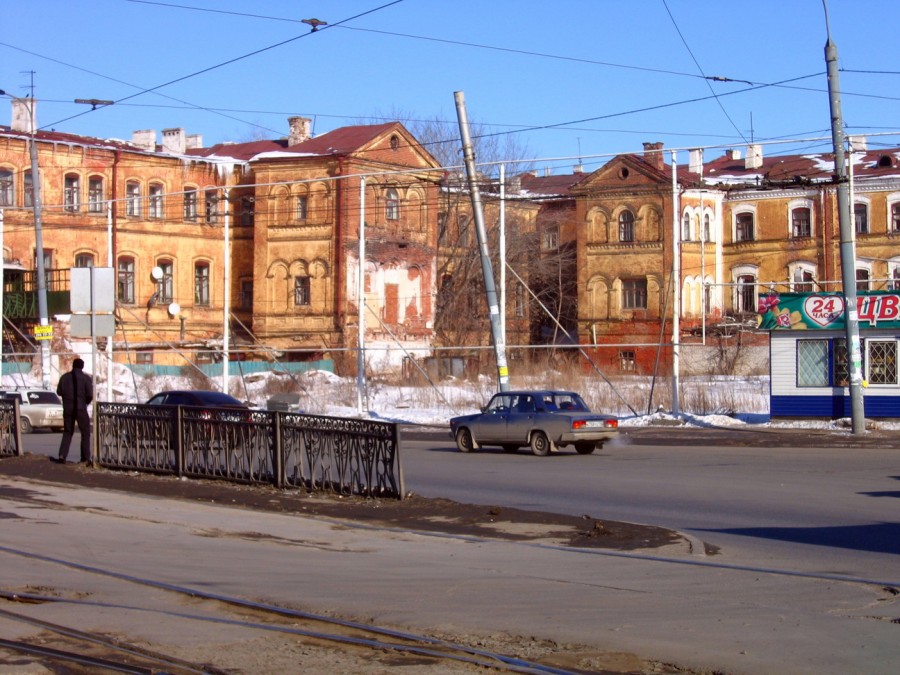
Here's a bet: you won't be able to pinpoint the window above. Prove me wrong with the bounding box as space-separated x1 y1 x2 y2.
867 340 898 385
515 284 525 317
682 212 691 241
385 188 399 221
135 352 153 365
240 196 254 227
856 268 870 291
703 213 711 242
891 266 900 292
619 350 636 372
125 181 140 217
75 253 94 268
88 177 104 213
791 266 814 293
797 340 829 387
457 215 471 247
156 260 173 303
149 183 164 219
834 339 849 387
23 171 33 208
240 280 253 309
205 190 218 224
622 278 647 310
183 188 198 221
542 226 559 251
194 262 209 305
735 273 756 313
117 257 135 304
0 169 13 206
64 174 80 212
791 207 811 238
294 276 311 306
437 211 449 245
854 203 868 234
735 212 754 242
892 203 900 233
296 195 308 220
619 210 635 242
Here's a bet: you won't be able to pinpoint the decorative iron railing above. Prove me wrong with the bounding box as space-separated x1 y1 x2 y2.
0 400 22 457
96 403 404 499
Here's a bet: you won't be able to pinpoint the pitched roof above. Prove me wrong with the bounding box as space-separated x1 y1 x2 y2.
190 122 401 162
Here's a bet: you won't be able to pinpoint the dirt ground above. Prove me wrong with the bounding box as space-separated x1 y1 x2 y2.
0 451 704 674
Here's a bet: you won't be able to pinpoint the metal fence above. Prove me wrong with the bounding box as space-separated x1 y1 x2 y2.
0 400 22 457
96 403 405 499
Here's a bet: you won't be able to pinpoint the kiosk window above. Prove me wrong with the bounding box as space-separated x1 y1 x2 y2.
797 340 829 387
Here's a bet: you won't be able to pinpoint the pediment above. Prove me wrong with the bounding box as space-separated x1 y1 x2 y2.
572 155 669 193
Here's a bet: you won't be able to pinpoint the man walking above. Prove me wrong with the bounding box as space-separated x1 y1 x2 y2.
56 358 93 464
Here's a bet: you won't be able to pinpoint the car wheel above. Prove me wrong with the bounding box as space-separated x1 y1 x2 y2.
501 444 519 453
19 416 33 434
455 428 475 453
530 430 550 456
574 441 596 455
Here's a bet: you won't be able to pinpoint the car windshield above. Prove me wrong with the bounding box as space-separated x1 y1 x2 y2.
27 391 62 405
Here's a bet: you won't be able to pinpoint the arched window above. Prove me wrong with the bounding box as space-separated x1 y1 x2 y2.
88 176 104 213
194 262 210 305
682 212 692 241
125 181 141 217
149 183 164 219
854 203 868 234
117 257 135 304
385 188 399 221
0 169 13 206
75 253 95 268
156 259 173 303
64 173 81 212
618 209 635 242
703 213 712 242
891 202 900 233
183 187 198 221
735 212 754 242
791 207 811 238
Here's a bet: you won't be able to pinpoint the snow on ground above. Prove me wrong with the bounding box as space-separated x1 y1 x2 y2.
5 363 897 432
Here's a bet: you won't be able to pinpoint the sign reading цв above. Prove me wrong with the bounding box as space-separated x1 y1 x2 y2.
758 291 900 330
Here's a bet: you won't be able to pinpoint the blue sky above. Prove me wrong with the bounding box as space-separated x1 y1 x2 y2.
2 0 898 174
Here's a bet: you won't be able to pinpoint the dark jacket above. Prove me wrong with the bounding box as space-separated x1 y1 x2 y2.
57 368 93 411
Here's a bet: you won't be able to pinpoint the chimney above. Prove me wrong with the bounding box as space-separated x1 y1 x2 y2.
573 164 584 173
689 148 704 174
288 116 312 146
544 166 551 177
745 144 763 170
642 141 665 171
162 127 186 154
11 98 36 134
725 148 741 161
848 135 867 152
131 129 157 152
185 133 203 150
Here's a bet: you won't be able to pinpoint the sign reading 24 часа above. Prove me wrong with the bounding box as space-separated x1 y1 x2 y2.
758 291 900 330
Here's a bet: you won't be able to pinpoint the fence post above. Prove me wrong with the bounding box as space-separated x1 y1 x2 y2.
273 411 283 489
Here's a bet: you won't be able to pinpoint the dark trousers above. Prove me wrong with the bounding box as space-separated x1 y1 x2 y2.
59 408 92 462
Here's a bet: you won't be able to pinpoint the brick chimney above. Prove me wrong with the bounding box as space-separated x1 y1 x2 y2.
288 116 312 146
745 144 763 170
162 127 186 154
185 133 203 150
642 142 665 171
11 98 36 134
131 129 157 152
688 148 704 174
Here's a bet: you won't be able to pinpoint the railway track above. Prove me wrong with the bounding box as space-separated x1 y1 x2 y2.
0 547 581 675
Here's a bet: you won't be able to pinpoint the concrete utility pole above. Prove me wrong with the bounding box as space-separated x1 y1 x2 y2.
823 3 866 434
454 91 509 392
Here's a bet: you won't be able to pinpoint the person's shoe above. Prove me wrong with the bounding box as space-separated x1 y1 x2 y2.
51 457 66 464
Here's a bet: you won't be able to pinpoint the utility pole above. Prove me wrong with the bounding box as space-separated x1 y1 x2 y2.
823 2 866 434
454 91 509 392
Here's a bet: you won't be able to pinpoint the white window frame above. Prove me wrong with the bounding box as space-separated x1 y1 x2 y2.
787 260 816 292
733 205 757 243
732 264 758 314
788 198 814 238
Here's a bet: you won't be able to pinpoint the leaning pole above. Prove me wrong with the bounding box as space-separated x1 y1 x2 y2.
454 91 509 392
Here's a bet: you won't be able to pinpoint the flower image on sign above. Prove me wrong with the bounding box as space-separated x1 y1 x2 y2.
758 292 900 330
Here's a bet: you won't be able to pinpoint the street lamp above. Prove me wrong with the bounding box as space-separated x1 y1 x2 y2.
0 88 51 389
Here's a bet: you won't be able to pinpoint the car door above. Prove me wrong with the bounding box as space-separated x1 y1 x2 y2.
471 394 513 444
507 394 537 444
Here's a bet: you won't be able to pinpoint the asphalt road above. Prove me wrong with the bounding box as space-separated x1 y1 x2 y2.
12 426 900 674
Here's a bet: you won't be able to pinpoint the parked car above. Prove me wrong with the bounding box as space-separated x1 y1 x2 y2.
449 390 618 456
146 390 250 421
1 388 65 433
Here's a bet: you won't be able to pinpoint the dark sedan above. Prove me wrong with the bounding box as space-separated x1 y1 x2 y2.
449 390 618 456
146 390 250 421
